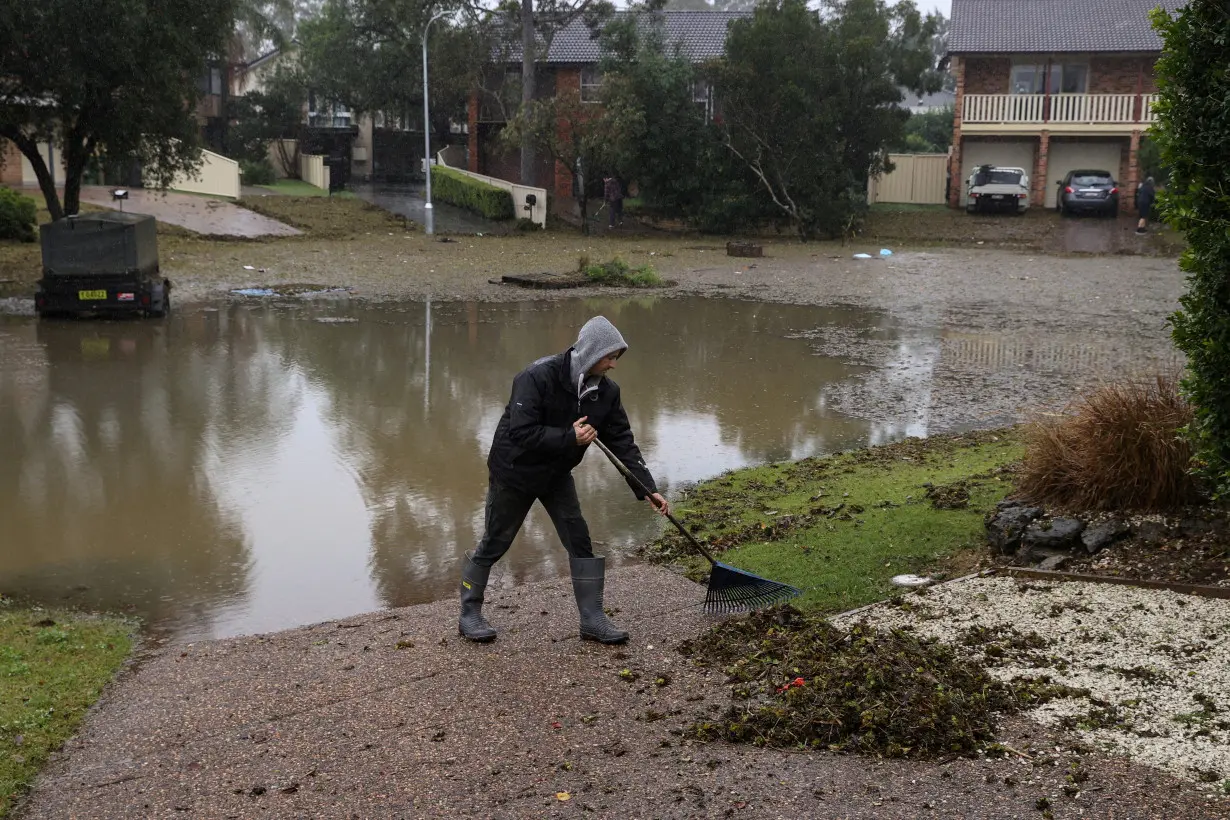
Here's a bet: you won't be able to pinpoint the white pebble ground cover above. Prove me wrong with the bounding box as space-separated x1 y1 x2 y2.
834 575 1230 790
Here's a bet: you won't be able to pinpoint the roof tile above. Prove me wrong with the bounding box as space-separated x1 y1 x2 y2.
949 0 1186 53
498 10 748 65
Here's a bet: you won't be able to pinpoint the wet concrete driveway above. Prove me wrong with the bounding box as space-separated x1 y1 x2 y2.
76 187 301 238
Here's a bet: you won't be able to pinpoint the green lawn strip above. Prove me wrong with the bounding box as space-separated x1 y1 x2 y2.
0 606 134 818
650 430 1023 614
254 180 339 197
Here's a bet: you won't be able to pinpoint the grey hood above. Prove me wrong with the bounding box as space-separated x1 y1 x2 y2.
570 316 627 401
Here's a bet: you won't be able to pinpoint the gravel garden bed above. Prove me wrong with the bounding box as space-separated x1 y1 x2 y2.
834 574 1230 795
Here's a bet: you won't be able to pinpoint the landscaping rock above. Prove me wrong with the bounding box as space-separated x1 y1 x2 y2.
985 505 1043 554
1036 552 1070 571
1178 517 1214 537
1081 520 1130 555
1022 517 1085 551
1134 520 1171 545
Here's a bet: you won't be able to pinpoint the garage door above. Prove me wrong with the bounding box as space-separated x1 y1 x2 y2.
1045 141 1125 208
960 140 1035 198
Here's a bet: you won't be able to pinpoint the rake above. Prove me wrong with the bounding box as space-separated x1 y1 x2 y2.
592 438 801 614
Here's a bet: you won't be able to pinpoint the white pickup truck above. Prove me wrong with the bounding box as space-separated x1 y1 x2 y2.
965 165 1030 215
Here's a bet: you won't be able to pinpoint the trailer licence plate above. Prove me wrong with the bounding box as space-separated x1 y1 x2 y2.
78 289 107 300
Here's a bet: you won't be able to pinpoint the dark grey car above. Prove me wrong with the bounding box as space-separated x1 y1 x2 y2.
1057 169 1120 216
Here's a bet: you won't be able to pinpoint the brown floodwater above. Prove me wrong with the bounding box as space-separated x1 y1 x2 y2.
0 296 942 641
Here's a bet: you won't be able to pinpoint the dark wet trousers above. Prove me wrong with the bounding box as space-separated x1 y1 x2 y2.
469 476 594 568
607 198 623 228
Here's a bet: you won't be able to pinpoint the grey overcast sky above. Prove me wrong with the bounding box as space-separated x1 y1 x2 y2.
918 0 951 17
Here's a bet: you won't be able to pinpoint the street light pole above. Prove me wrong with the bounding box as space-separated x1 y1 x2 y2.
422 9 449 236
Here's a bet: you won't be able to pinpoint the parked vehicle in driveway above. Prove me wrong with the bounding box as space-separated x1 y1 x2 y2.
35 211 171 319
965 165 1030 214
1056 170 1120 216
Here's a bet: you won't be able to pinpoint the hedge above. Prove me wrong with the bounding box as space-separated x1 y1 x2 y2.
0 187 38 242
1153 1 1230 497
430 166 514 221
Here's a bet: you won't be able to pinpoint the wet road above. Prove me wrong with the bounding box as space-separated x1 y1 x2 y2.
351 182 510 235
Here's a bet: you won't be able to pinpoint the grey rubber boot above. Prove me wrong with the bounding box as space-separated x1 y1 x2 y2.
458 554 497 642
570 556 629 644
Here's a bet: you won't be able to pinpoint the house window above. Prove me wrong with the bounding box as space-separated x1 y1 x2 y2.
1055 64 1088 94
307 99 353 129
692 80 714 122
1011 61 1088 94
198 66 222 96
580 67 603 103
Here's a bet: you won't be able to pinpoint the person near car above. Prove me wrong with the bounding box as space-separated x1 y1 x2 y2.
457 315 669 645
603 176 624 228
1136 177 1156 234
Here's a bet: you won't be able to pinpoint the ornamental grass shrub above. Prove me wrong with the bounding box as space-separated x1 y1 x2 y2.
1017 375 1199 511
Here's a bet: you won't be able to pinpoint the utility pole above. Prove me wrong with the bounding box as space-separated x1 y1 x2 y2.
422 9 449 236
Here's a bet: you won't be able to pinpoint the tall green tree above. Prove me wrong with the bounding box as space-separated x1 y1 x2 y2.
713 0 941 239
501 88 616 231
296 0 481 149
891 105 953 153
0 0 235 220
227 66 309 176
1151 1 1230 497
488 0 616 186
597 13 723 217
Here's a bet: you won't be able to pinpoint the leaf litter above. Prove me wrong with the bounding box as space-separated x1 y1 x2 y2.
678 605 1081 759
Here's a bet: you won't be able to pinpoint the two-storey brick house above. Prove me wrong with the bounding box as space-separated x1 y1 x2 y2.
466 11 744 202
947 0 1182 210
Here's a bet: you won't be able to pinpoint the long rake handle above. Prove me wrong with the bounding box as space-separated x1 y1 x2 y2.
591 437 719 566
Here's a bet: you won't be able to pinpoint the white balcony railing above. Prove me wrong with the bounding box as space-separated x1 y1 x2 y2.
962 93 1159 125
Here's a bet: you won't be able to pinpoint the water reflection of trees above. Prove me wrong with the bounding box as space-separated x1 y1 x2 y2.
0 314 267 636
266 297 906 607
0 297 931 635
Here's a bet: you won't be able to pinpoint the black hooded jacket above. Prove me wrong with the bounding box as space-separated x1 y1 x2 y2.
486 350 657 499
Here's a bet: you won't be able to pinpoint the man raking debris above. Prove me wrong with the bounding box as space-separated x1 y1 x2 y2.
457 316 669 644
457 315 800 644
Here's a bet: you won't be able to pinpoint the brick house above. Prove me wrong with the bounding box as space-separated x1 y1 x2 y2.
466 11 745 202
947 0 1182 210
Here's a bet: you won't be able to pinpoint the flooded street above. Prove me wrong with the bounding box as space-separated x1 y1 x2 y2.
0 289 1183 640
1 297 917 640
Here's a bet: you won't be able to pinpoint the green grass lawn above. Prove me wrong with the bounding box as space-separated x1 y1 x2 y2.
0 605 134 818
647 430 1023 614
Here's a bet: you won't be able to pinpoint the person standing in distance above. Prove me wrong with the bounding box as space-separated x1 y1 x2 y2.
458 316 668 645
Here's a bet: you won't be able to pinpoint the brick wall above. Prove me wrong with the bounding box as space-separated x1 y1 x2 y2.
467 91 480 173
1090 56 1157 94
1 140 23 186
552 68 583 199
960 54 1158 96
963 57 1011 94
